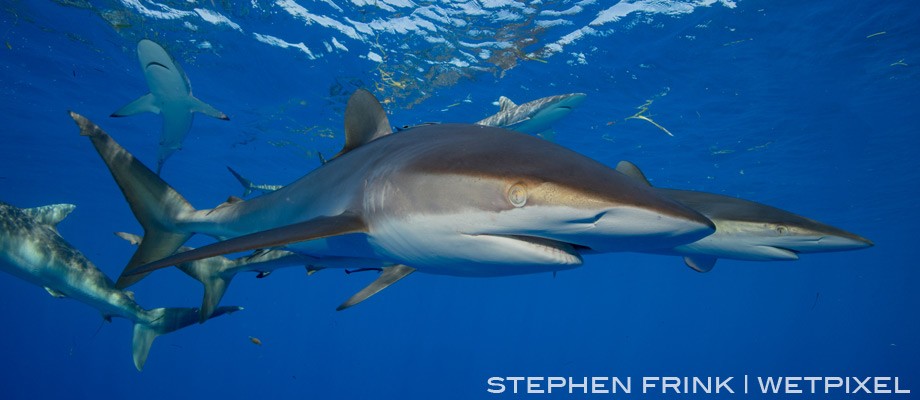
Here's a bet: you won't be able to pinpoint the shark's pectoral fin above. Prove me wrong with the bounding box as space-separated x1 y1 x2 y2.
684 256 717 273
615 161 652 187
112 93 160 117
43 287 67 298
126 212 368 277
337 264 416 311
189 95 229 120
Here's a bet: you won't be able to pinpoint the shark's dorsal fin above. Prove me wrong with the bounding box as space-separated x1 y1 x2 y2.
126 212 368 277
337 264 416 311
498 96 517 111
684 256 717 273
44 287 67 298
23 204 76 228
615 161 652 187
336 89 391 158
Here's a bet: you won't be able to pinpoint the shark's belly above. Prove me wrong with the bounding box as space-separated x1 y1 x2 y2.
366 213 583 277
671 234 799 261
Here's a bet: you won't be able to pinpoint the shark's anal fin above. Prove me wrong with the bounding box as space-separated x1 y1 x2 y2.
684 256 717 273
336 89 392 158
112 93 159 117
44 287 67 298
127 212 368 276
337 264 416 311
615 161 652 187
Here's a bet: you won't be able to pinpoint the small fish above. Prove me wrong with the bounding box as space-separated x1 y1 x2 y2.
249 336 262 346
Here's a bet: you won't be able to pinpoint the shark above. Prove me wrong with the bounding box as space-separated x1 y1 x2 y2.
226 166 283 197
115 232 400 320
111 39 229 175
615 161 874 272
475 93 587 135
71 89 715 292
0 202 241 371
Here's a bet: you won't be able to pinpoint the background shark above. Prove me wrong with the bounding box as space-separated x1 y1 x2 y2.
475 93 586 136
615 161 873 272
72 89 714 289
117 232 413 319
0 202 241 370
111 39 229 175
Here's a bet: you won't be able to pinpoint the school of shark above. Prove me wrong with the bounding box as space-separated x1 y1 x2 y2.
0 39 873 371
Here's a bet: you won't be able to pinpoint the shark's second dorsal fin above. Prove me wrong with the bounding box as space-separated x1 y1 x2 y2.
498 96 517 112
337 89 391 158
615 161 652 187
23 204 76 228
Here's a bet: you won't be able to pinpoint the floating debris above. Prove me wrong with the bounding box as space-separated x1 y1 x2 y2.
866 31 886 39
249 336 262 346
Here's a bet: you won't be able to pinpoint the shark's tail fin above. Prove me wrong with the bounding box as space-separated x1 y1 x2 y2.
132 305 242 371
70 111 195 289
226 166 254 197
115 232 239 323
175 254 238 323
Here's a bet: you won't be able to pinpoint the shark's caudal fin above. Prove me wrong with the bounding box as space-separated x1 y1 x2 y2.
226 166 254 197
116 232 238 323
70 111 195 288
132 305 242 371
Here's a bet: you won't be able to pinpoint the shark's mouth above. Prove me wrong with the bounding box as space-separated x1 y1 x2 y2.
145 61 170 71
476 234 585 265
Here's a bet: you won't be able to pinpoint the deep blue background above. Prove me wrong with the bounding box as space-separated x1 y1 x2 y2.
0 1 916 398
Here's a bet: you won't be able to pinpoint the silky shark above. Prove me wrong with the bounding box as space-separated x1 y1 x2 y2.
0 202 241 371
112 39 229 175
71 89 715 291
615 161 874 272
227 166 283 197
476 93 586 135
116 232 400 320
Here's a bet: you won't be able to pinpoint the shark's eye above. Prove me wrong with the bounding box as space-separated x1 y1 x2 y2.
508 183 528 207
776 225 788 235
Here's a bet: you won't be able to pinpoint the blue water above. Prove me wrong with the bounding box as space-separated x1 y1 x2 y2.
1 1 917 398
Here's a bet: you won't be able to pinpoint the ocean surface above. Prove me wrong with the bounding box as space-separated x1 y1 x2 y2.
0 0 917 398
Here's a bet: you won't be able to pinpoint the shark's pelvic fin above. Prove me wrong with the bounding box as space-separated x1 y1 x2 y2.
70 111 195 288
22 204 76 228
337 264 416 311
684 255 717 273
128 213 368 277
132 305 242 371
43 286 67 298
336 88 392 157
498 96 517 112
615 161 652 186
112 93 160 117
